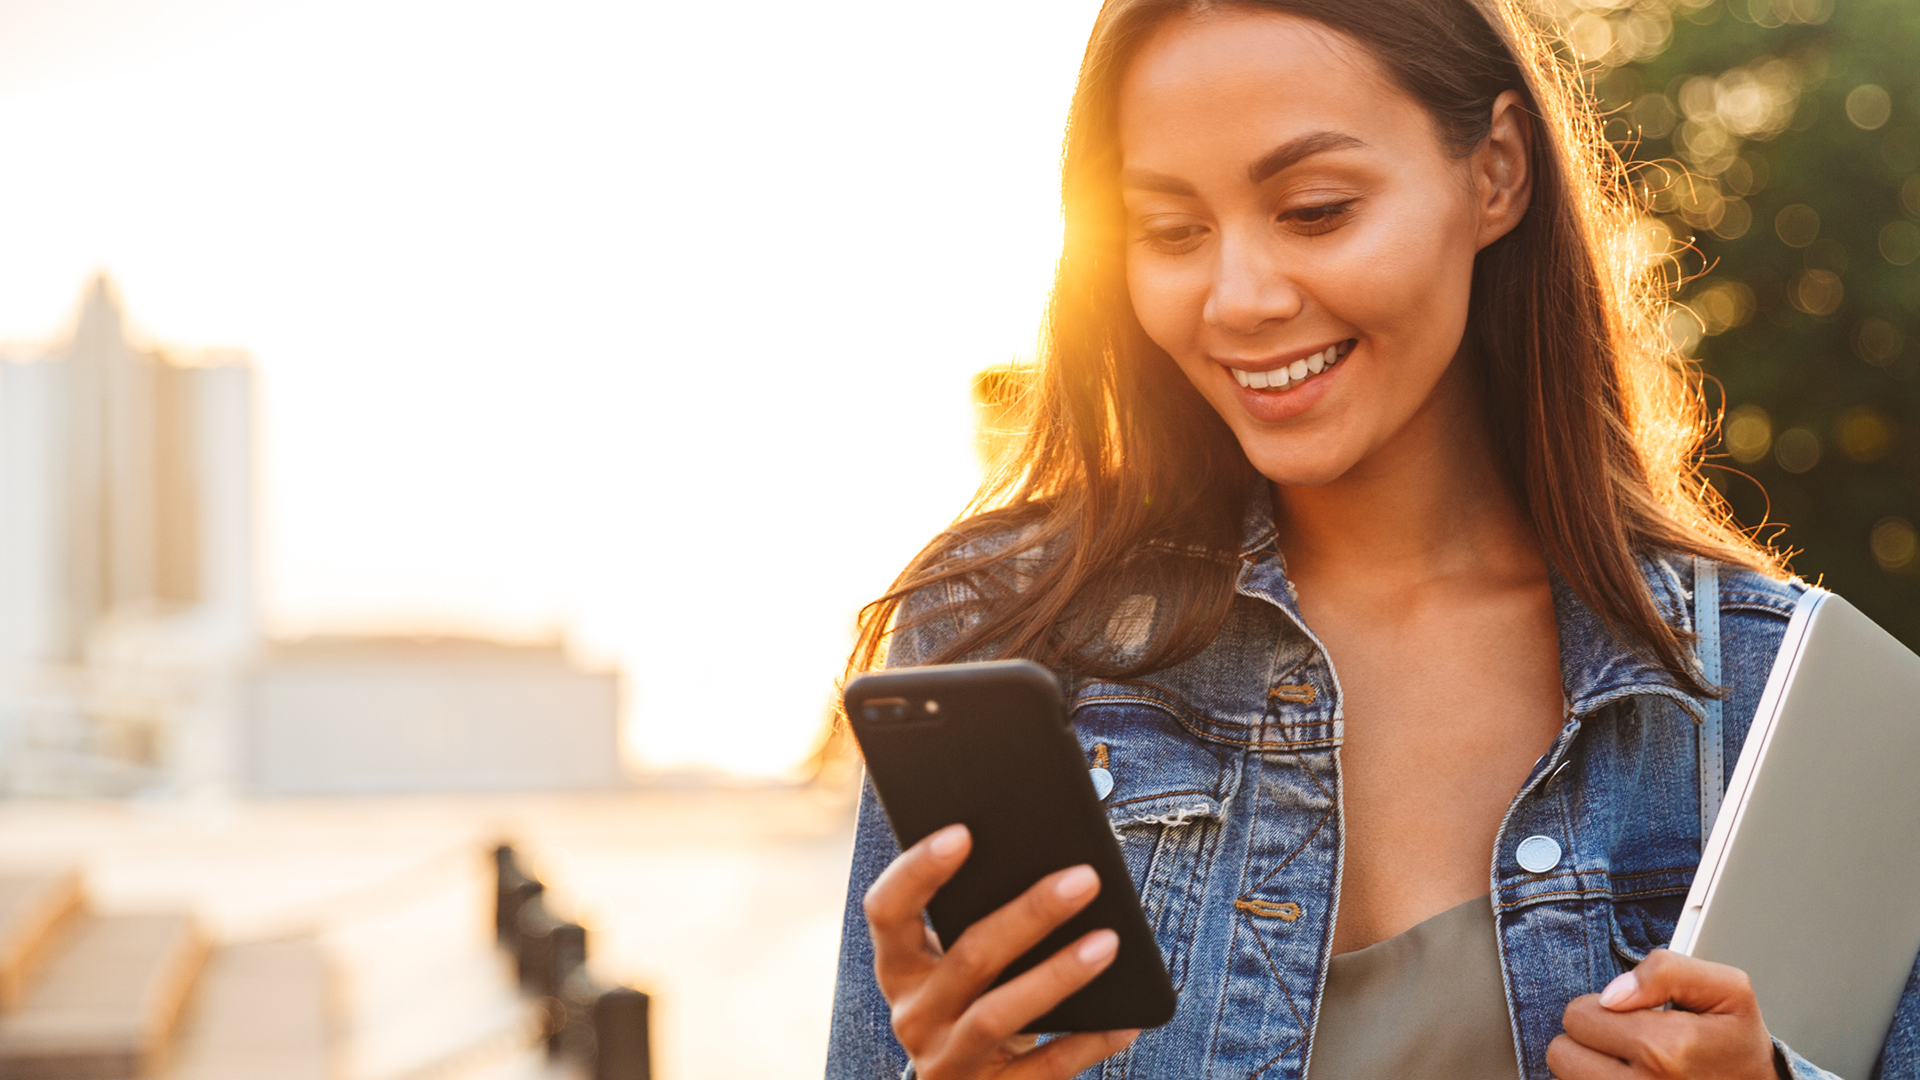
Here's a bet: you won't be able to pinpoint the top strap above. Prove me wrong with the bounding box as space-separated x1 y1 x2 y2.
1693 556 1725 847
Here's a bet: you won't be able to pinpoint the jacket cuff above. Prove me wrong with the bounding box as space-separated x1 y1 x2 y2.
1775 1037 1843 1080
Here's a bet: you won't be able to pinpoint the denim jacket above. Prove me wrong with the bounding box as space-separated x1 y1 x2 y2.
828 492 1920 1080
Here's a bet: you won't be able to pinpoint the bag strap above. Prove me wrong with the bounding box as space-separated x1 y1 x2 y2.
1694 556 1725 846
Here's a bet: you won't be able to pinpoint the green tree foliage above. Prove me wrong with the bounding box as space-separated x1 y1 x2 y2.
1567 0 1920 644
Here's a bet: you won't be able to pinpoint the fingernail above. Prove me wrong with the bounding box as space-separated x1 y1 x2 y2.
1077 930 1118 964
1599 972 1637 1008
929 825 967 858
1055 865 1098 901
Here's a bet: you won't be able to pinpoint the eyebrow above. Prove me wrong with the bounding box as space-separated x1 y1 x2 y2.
1247 131 1367 184
1120 130 1368 195
1120 167 1199 196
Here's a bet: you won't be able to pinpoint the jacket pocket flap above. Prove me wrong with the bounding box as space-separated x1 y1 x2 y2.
1071 688 1235 825
1609 892 1687 964
1105 791 1223 828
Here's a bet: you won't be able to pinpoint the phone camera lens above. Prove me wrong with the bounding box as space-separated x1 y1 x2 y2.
860 698 911 722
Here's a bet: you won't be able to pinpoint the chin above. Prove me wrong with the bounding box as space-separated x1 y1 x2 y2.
1240 441 1361 489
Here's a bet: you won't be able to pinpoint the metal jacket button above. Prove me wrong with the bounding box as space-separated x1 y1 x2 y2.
1516 835 1562 874
1089 767 1114 800
1089 743 1114 800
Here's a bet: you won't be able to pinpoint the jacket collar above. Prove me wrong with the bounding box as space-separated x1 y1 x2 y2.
1550 554 1699 719
1231 480 1705 721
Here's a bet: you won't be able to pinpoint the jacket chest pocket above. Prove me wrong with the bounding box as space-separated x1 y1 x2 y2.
1072 689 1236 993
1607 869 1694 966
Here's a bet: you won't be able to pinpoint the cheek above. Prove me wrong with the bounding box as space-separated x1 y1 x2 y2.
1126 257 1210 359
1323 202 1478 353
1359 197 1483 346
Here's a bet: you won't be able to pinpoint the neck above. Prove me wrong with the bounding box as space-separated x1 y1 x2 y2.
1273 355 1542 591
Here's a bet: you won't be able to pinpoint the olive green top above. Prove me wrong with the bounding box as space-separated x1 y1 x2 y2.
1306 893 1520 1080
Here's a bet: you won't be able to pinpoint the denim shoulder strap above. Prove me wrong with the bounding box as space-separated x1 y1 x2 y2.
1694 556 1724 845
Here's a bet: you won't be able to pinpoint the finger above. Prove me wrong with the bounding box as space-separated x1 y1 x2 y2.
922 864 1103 1006
1599 949 1758 1016
1563 991 1690 1064
1006 1028 1141 1080
948 928 1122 1062
864 825 971 994
1545 1032 1636 1080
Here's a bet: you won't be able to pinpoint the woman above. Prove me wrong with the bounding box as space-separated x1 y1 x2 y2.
827 0 1920 1077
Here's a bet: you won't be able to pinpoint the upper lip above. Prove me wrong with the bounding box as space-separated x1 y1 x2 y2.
1213 339 1350 371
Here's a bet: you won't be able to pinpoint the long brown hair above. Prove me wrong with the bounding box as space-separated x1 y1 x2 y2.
849 0 1780 694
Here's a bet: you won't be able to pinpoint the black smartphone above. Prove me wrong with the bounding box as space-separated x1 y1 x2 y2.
844 659 1177 1033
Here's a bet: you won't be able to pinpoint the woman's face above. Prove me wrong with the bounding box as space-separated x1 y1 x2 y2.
1118 9 1526 487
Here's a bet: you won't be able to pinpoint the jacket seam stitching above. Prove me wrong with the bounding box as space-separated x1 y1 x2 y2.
1495 882 1692 909
1073 692 1336 745
1248 1029 1308 1078
1247 801 1334 893
1606 866 1696 883
1238 906 1311 1047
1106 788 1214 809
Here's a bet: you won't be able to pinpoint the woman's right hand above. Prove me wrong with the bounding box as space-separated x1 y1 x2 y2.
863 823 1143 1079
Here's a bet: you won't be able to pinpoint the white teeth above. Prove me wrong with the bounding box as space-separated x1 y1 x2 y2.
1230 341 1351 391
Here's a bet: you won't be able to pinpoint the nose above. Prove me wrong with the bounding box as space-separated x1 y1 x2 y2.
1202 229 1302 335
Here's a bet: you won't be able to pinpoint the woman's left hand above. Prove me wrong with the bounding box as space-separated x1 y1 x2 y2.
1546 948 1782 1080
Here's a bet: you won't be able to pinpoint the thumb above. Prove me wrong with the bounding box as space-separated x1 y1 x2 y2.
1599 948 1755 1015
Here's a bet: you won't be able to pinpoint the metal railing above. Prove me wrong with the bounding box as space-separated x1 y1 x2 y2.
493 844 653 1080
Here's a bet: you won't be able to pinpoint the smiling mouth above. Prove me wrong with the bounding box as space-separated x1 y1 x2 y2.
1224 340 1355 391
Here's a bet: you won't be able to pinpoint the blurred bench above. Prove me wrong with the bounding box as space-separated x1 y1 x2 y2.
0 899 205 1079
0 869 334 1080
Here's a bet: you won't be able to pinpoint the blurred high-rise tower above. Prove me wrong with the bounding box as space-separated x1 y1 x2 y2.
0 275 257 794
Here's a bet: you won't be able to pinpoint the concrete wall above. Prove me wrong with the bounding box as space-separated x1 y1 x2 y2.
247 638 623 794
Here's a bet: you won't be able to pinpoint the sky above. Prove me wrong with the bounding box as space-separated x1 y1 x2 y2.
0 0 1105 776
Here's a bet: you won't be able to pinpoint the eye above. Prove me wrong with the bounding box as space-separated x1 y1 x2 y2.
1283 201 1354 235
1139 223 1208 253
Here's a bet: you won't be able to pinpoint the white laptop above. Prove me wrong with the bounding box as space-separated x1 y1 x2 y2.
1670 589 1920 1078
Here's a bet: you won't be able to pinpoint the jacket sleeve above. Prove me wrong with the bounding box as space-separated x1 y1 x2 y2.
825 775 911 1080
1775 1039 1841 1080
1868 948 1920 1080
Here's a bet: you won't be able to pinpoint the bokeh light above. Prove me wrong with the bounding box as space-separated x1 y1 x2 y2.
1871 516 1917 571
1774 426 1824 474
1725 404 1775 463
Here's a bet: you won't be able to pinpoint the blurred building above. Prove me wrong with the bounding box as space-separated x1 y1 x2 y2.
0 277 255 795
249 634 620 794
0 277 624 796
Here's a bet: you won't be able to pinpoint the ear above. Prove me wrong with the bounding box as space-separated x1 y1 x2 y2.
1473 89 1533 250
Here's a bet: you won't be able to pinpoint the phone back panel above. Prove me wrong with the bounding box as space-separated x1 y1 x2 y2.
846 661 1177 1032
